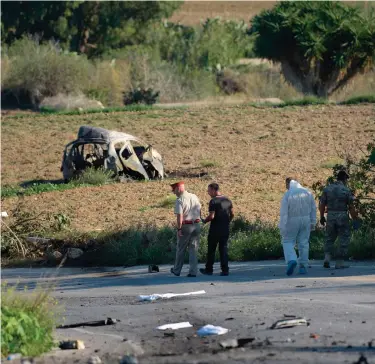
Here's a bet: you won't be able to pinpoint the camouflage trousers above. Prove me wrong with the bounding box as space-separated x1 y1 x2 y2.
325 212 351 258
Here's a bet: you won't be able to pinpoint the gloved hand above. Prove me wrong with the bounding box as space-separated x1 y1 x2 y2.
320 216 326 226
352 219 361 231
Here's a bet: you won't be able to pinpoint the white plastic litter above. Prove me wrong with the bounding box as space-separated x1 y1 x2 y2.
1 211 8 218
197 324 229 336
157 322 193 330
138 290 206 302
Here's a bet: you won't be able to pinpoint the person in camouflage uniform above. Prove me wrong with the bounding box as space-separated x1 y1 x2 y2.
319 169 359 269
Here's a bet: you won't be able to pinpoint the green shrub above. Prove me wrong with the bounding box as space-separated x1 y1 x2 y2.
73 167 114 186
157 195 177 208
1 283 59 357
2 36 93 108
279 97 329 107
147 19 254 70
341 94 375 105
123 88 160 105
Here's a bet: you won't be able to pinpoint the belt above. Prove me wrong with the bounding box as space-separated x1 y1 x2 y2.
182 219 200 224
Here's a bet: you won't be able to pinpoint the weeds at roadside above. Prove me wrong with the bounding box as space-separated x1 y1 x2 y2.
2 168 114 198
200 160 219 168
339 94 375 105
1 282 61 358
156 195 177 208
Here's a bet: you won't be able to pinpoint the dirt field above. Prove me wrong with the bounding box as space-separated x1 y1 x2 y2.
169 1 275 25
1 104 374 232
168 1 373 26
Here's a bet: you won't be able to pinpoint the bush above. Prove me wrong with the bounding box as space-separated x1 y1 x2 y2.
123 88 160 105
147 19 254 70
73 167 114 186
2 36 93 108
1 283 59 357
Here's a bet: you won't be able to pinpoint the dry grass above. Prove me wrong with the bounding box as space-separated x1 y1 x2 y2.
169 1 276 25
1 104 374 232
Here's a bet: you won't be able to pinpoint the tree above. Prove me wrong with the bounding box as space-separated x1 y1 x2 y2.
312 140 375 227
1 1 182 57
250 1 375 97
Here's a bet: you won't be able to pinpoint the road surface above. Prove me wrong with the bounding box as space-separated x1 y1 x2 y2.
2 261 375 363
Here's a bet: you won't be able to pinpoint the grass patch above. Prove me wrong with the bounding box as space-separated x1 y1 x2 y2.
340 94 375 105
200 160 219 168
278 97 329 107
1 283 60 357
157 195 177 208
3 214 374 267
74 167 113 186
2 168 114 198
320 158 345 169
39 104 153 115
80 217 375 267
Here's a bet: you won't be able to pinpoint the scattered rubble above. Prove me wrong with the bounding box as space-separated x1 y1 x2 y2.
353 354 369 364
197 324 228 336
119 356 139 364
59 340 85 350
148 265 159 273
7 353 22 360
138 290 206 302
219 337 255 349
121 341 144 356
157 322 192 330
88 355 102 364
57 317 118 329
270 318 308 329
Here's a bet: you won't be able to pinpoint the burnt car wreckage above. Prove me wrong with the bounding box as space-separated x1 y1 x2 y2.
61 126 166 181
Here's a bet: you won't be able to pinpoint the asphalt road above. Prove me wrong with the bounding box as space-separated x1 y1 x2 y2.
2 260 375 364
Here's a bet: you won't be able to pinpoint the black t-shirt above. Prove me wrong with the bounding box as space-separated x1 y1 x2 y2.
209 195 233 232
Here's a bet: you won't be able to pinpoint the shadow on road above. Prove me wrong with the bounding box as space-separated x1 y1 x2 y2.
2 261 375 293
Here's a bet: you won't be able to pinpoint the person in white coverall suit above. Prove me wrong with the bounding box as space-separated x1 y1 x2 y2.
279 178 317 276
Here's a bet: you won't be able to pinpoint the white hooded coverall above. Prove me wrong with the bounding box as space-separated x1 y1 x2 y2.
279 180 317 266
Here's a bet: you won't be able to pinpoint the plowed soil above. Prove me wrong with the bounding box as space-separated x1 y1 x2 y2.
1 104 374 232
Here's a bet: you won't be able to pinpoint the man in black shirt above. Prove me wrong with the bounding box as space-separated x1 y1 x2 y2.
200 183 234 276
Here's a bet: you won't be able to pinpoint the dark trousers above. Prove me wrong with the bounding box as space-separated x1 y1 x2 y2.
205 230 229 273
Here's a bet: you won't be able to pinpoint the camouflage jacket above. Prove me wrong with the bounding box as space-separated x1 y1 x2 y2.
319 181 354 213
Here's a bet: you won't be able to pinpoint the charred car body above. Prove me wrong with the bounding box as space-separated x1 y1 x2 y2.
61 126 165 181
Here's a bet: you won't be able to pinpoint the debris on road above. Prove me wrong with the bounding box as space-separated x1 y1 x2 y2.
57 317 118 329
270 317 308 329
283 314 296 318
88 355 102 364
138 290 206 302
225 317 234 321
7 353 22 360
157 322 193 330
119 355 139 364
163 331 175 337
197 324 229 337
219 338 255 349
353 354 369 364
310 333 320 339
122 341 144 356
148 265 159 273
295 285 306 288
59 340 85 350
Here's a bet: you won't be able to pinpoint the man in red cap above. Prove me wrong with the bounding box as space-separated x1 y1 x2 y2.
170 181 202 277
